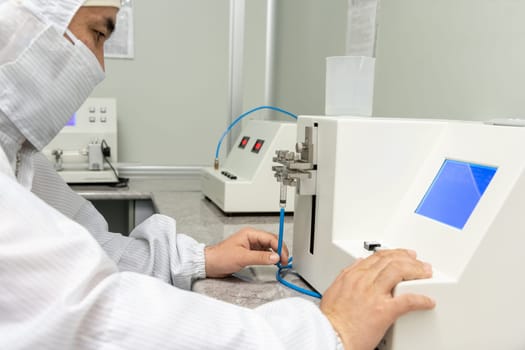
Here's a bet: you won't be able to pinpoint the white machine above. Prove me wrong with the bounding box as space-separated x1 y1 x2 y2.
274 116 525 349
43 98 119 184
202 119 296 213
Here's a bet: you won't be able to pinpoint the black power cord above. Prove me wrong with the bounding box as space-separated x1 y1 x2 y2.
100 139 129 188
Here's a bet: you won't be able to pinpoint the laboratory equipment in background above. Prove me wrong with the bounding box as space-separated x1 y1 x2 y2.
202 120 296 213
274 115 525 349
42 98 119 184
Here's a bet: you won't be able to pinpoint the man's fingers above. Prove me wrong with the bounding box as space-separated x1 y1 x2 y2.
350 249 417 271
390 293 436 317
240 250 281 266
247 230 289 264
338 249 420 286
374 259 432 291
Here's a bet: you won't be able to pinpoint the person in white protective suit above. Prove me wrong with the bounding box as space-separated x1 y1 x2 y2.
0 1 436 349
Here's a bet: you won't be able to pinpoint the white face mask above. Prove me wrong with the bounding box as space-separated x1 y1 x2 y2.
0 24 105 151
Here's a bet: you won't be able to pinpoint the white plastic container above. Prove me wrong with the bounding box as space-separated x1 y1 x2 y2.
325 56 375 116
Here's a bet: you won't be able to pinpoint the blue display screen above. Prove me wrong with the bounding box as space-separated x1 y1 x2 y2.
66 113 76 126
415 159 497 230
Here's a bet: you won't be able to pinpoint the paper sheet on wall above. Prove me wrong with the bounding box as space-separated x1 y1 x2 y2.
346 0 379 57
104 0 134 59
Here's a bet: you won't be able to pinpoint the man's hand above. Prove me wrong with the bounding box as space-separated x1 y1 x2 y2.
320 249 435 350
204 227 289 278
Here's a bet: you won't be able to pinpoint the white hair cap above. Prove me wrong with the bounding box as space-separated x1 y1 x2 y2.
83 0 121 8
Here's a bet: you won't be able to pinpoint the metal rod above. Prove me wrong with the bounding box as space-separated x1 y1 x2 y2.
264 0 277 109
227 0 246 151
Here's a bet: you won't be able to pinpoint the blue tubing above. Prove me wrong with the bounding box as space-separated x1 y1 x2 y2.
276 207 322 299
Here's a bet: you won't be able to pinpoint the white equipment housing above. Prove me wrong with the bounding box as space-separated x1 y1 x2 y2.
43 98 118 184
202 120 296 213
292 115 525 350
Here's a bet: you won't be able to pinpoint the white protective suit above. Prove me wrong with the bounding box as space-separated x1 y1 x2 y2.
0 0 342 349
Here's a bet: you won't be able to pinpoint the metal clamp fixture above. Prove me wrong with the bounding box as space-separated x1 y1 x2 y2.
272 126 316 207
52 149 63 171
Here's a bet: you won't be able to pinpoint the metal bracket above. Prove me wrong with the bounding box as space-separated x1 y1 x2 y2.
272 125 317 195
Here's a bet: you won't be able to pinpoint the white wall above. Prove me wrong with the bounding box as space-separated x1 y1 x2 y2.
90 0 349 167
243 0 269 110
273 0 348 117
272 0 525 122
373 0 525 120
91 0 231 166
91 0 274 167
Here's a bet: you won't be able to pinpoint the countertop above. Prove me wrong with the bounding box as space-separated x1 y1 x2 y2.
72 177 320 308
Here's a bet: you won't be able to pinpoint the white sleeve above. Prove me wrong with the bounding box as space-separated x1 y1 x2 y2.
0 169 340 350
30 152 205 289
113 213 207 290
